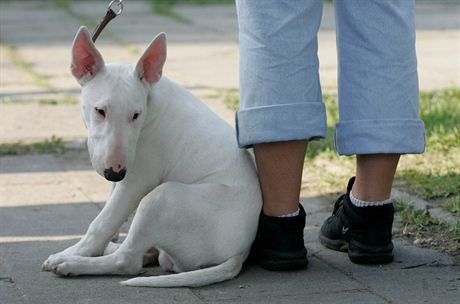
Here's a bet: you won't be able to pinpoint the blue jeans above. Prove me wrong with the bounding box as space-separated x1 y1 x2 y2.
235 0 425 155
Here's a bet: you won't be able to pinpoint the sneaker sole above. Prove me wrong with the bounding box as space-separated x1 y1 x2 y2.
319 233 393 264
318 233 348 252
348 240 394 264
256 249 309 271
259 256 309 271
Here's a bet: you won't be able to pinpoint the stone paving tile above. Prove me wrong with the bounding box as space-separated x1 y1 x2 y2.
200 289 387 304
196 257 366 303
1 150 459 303
0 44 45 96
0 103 86 143
355 266 460 304
1 241 204 304
0 1 459 303
1 1 459 145
0 202 99 238
305 240 460 303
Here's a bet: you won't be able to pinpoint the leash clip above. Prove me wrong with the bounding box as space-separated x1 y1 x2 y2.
108 0 123 16
91 0 124 42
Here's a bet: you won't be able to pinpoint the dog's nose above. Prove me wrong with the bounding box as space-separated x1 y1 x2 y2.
104 167 126 182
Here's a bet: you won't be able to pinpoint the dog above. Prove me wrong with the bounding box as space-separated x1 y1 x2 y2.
41 26 262 287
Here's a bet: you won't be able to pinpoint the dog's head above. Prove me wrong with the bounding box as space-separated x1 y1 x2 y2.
71 26 166 182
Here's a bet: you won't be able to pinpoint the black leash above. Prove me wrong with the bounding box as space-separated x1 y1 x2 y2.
91 0 124 43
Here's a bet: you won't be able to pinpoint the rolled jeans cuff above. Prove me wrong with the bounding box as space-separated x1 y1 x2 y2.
335 119 425 155
236 102 327 148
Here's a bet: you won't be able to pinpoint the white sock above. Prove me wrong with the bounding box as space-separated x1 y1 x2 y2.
350 190 392 207
277 208 300 217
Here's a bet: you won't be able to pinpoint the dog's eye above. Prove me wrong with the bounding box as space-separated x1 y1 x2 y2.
95 107 106 118
133 113 140 120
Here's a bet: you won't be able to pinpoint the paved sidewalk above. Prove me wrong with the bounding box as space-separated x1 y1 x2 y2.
1 1 460 303
1 152 459 304
1 1 459 143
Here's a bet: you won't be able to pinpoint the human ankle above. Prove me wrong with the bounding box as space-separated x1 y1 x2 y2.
349 190 392 207
263 201 300 217
351 180 392 202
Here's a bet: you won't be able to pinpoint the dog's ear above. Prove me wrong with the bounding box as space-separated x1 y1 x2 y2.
135 33 167 86
71 26 105 85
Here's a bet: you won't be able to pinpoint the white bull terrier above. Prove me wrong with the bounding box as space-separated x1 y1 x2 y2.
42 26 262 287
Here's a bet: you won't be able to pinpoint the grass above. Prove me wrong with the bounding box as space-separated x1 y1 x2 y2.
306 94 338 159
0 42 51 90
395 201 433 230
220 87 460 214
0 97 78 105
394 201 459 254
397 169 459 200
38 96 78 105
145 0 233 23
147 0 192 23
420 88 460 152
222 89 239 111
52 0 95 26
0 40 79 103
396 89 460 202
444 196 460 217
0 136 66 156
52 0 139 54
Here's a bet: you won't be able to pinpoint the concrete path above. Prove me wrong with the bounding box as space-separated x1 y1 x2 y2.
1 1 459 143
1 1 459 303
1 151 459 304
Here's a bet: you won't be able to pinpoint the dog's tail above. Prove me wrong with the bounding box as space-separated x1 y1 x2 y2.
120 254 243 288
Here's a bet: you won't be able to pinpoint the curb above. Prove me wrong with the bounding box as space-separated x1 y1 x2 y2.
391 188 458 226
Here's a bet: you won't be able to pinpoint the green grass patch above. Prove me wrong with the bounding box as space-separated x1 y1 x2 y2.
444 196 460 216
395 201 433 231
420 88 460 152
39 95 78 105
146 0 192 23
395 201 460 253
450 221 460 237
0 95 78 105
145 0 233 23
0 42 51 90
220 87 460 211
52 0 93 25
306 94 339 159
220 87 459 157
398 170 460 200
221 89 239 111
0 136 66 156
52 0 139 54
396 88 460 203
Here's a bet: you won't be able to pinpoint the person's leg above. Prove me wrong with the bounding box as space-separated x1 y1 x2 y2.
254 140 308 217
334 0 425 155
353 154 400 202
319 0 425 264
235 0 325 270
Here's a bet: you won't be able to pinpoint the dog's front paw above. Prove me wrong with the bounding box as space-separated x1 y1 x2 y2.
42 246 81 272
42 255 83 276
42 242 98 272
52 262 77 277
42 252 69 272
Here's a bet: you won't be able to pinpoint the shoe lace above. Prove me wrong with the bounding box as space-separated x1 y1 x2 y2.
332 177 355 215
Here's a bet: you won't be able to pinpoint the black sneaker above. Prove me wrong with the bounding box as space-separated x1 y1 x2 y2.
319 177 394 264
249 204 308 271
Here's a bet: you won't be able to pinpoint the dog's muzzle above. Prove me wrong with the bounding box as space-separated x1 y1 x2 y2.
104 167 127 182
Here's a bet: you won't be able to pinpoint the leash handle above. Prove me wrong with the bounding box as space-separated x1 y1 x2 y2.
92 0 123 43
